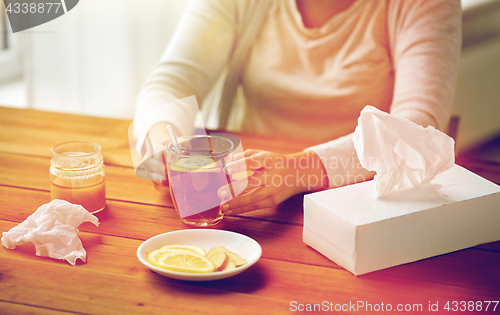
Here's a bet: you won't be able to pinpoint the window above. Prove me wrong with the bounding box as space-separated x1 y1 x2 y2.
0 4 22 83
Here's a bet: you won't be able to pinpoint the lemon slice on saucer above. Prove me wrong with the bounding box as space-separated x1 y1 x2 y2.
148 248 173 266
156 251 215 273
148 244 206 266
160 244 206 256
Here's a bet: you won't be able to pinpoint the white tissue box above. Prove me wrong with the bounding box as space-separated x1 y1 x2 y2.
303 165 500 276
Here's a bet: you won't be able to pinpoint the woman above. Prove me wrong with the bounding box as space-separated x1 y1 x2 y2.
134 0 462 215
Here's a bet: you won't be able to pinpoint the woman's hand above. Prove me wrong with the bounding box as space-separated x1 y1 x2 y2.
141 137 170 194
218 150 328 215
140 122 175 194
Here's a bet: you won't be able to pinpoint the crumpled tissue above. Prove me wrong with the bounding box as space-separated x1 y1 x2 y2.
1 199 99 265
353 105 455 197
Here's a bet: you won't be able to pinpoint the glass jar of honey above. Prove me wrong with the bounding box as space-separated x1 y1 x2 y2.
50 141 106 213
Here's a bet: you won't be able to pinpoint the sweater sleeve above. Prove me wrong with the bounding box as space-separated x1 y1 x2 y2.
306 0 462 188
387 0 462 130
133 0 237 154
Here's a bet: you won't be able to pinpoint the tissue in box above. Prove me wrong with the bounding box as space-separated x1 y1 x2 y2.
303 165 500 276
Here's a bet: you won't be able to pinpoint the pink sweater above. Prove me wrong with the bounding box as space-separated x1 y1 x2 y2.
134 0 461 188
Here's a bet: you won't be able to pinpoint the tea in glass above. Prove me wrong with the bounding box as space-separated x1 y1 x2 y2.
166 136 234 227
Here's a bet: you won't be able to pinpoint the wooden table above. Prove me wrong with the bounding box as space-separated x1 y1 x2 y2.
1 106 499 315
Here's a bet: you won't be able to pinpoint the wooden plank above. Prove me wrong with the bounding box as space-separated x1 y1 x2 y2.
0 107 134 167
0 302 77 315
3 107 499 186
0 107 321 168
1 183 499 271
1 223 499 315
2 196 500 295
0 107 125 136
0 153 304 225
3 152 499 246
0 186 337 268
2 106 500 315
0 259 284 315
0 153 173 208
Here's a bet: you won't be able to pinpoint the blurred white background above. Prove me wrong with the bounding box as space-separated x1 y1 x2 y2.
0 0 187 118
0 0 499 153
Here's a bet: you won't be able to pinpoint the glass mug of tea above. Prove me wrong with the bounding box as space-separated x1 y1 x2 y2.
165 135 234 227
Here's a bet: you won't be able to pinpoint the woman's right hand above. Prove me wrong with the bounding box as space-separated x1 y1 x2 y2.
142 137 170 194
141 122 175 194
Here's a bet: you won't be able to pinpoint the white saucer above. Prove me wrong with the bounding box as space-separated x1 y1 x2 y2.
137 229 262 281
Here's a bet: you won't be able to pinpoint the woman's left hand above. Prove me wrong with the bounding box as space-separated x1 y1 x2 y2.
218 149 328 216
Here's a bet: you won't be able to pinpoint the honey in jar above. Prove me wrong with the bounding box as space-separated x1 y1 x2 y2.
50 141 106 213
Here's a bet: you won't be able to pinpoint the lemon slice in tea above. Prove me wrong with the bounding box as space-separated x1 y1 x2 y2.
156 251 215 273
171 156 220 173
176 156 216 169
